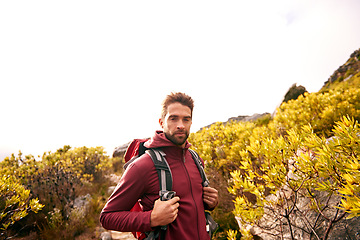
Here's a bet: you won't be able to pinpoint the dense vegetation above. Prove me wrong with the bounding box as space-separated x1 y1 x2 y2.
0 146 122 239
189 73 360 239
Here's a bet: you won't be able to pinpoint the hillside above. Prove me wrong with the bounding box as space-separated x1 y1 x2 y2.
189 48 360 239
322 48 360 90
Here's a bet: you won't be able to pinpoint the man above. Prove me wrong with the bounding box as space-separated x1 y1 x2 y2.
100 92 219 240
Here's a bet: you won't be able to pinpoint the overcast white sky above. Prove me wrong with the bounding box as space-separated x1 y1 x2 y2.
1 0 360 160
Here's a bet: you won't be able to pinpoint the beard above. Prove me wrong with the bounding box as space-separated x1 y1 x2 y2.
164 130 189 146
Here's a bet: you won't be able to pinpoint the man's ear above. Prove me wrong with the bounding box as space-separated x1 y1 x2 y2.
159 118 164 129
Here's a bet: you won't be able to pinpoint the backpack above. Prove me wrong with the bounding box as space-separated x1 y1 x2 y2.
123 138 218 240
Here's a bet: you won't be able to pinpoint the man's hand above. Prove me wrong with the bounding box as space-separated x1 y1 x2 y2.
203 187 219 209
150 196 180 227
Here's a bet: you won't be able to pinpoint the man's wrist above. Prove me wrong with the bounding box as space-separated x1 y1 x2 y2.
150 210 158 227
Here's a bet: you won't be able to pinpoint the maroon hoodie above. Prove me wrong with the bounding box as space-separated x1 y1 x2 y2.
100 131 210 240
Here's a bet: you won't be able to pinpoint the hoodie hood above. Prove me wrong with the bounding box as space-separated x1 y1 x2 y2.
144 130 192 149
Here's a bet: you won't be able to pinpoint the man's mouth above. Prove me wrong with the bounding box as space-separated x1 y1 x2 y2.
174 131 186 136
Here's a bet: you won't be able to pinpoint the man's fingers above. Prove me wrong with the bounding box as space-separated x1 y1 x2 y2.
168 196 180 204
203 187 219 209
151 197 180 227
203 187 218 199
203 186 218 194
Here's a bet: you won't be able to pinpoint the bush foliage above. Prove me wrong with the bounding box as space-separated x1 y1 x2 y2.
189 76 360 239
0 146 117 239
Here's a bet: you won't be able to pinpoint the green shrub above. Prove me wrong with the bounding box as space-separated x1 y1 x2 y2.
272 86 360 138
229 116 360 239
0 175 43 239
0 146 114 239
190 77 360 239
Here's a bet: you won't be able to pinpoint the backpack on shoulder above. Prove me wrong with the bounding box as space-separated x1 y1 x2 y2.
123 138 219 240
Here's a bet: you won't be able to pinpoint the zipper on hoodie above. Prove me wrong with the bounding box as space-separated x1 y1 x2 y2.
181 149 201 239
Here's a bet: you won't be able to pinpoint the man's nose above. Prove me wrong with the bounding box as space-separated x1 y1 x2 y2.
177 120 185 129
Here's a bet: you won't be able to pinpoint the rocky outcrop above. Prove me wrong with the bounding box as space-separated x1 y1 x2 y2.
323 48 360 88
282 83 307 103
113 142 131 158
226 113 270 123
201 113 270 130
241 190 360 240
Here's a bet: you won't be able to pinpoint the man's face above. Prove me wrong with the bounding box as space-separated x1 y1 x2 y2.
159 102 192 147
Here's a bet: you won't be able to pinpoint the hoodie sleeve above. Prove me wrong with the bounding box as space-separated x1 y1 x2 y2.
99 158 153 233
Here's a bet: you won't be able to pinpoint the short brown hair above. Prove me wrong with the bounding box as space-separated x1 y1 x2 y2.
161 92 194 119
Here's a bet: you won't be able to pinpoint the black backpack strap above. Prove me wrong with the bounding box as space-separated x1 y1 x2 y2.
123 142 149 170
189 149 219 237
146 149 173 240
146 149 173 196
138 141 148 156
188 149 209 187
